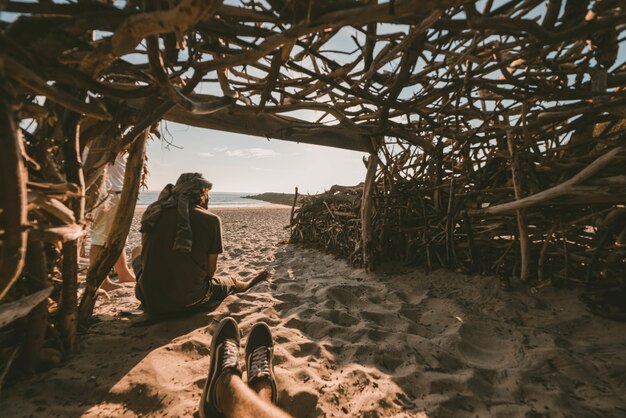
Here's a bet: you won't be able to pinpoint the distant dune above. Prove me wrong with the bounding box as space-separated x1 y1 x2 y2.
243 192 301 206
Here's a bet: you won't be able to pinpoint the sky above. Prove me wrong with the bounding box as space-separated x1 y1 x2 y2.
146 122 368 193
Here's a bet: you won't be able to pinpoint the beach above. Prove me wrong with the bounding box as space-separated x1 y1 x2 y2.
1 206 625 417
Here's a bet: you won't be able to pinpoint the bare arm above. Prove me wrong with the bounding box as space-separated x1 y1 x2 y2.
207 254 218 278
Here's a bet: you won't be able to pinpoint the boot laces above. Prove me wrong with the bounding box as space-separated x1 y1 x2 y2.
222 340 239 370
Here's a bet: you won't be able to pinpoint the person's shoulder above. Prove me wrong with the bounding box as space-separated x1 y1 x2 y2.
191 206 221 223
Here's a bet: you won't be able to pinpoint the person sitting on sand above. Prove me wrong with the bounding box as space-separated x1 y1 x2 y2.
131 173 268 316
200 317 292 418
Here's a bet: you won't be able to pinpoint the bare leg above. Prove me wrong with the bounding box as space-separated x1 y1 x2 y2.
233 270 270 293
115 250 136 283
131 245 142 261
217 372 291 418
249 378 274 403
89 245 121 291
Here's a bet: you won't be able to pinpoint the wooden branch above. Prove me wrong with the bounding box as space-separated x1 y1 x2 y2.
0 0 114 15
259 42 294 111
0 77 27 302
124 96 372 152
378 29 423 128
120 70 205 147
0 287 53 329
23 241 49 373
60 241 79 354
78 130 148 325
58 107 85 355
28 224 85 243
1 55 112 121
146 36 235 115
507 132 530 282
27 193 77 224
197 0 469 73
216 4 280 23
27 181 81 197
361 138 380 271
468 146 626 216
290 186 299 233
80 0 222 75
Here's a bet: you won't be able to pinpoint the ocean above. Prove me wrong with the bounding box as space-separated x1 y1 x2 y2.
137 191 272 208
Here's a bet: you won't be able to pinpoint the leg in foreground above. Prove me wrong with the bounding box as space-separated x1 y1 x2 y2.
200 317 241 418
200 317 292 418
217 373 291 418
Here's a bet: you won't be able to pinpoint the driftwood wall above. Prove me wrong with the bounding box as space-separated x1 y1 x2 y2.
293 126 626 289
1 0 625 384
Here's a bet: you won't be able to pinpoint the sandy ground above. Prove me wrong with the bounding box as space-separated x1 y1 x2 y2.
2 207 626 417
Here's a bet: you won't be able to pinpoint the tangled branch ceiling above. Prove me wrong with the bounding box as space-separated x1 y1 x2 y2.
1 0 624 153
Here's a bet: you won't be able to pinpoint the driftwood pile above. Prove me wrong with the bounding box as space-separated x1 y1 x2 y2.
291 185 364 266
294 126 626 287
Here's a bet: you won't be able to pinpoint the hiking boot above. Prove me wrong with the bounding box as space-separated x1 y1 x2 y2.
245 322 277 404
200 317 241 418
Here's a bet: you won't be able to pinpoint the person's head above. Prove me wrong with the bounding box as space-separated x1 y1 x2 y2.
196 187 210 208
173 173 213 208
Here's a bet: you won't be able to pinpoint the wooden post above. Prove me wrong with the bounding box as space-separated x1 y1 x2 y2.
507 131 530 282
0 70 28 301
60 242 79 352
290 186 299 233
77 130 148 325
58 106 85 354
23 241 50 373
361 137 380 272
463 211 477 274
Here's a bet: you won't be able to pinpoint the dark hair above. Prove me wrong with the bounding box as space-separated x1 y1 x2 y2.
191 187 210 208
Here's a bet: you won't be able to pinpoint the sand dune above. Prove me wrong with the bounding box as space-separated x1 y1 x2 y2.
1 207 625 417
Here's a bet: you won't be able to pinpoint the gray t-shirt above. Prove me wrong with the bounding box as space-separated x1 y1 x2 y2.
137 206 223 315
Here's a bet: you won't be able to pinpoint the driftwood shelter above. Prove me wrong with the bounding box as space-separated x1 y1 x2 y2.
0 0 625 384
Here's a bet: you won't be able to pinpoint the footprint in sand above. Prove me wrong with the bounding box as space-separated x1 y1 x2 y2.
455 321 519 369
417 298 464 338
399 304 421 322
373 353 405 371
225 302 244 313
284 315 337 340
361 310 408 332
280 282 306 295
275 292 300 302
291 341 321 358
166 340 210 359
317 309 360 327
274 301 301 313
323 285 362 307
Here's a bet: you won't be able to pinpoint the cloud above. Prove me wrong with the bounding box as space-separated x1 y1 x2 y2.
199 152 214 158
214 147 228 152
225 148 279 158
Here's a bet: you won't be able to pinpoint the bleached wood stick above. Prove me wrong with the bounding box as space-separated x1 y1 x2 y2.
468 146 625 216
